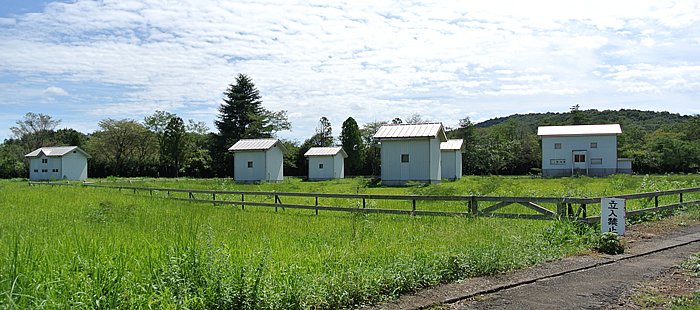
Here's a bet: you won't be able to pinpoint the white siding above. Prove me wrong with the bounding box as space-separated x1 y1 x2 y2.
308 154 345 181
61 152 88 180
441 149 462 181
380 138 441 185
265 145 285 183
334 153 345 179
233 151 267 182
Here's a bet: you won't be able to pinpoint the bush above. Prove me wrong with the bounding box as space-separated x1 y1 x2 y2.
597 232 624 255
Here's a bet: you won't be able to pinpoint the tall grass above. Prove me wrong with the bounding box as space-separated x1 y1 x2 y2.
2 175 700 309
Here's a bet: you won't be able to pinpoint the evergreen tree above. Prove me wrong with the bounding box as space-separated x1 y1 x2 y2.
213 73 291 176
340 117 364 176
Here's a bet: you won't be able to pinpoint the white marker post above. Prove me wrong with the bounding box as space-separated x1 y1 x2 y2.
601 198 626 235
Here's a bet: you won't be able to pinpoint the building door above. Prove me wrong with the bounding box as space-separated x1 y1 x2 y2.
573 150 587 174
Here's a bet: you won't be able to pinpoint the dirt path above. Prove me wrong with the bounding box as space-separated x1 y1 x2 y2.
363 224 700 310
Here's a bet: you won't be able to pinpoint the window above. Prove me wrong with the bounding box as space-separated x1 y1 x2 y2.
591 158 603 165
33 169 38 173
41 169 47 173
52 169 58 172
590 142 598 148
42 158 48 163
319 163 324 169
554 143 562 149
574 154 586 163
247 161 253 168
401 154 409 163
550 159 566 165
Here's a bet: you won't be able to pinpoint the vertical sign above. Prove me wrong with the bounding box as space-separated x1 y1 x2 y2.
601 198 626 235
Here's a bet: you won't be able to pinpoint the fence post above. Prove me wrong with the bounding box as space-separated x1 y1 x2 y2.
470 196 478 215
315 196 319 215
241 194 244 210
680 193 683 203
556 199 564 217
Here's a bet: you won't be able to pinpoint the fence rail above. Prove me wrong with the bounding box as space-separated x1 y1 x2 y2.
38 182 697 222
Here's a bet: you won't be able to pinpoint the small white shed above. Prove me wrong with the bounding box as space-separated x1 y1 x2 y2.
373 122 447 186
228 139 288 183
441 139 465 181
538 124 630 177
304 147 348 181
25 146 91 181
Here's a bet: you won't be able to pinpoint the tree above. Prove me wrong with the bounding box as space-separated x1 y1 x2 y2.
405 113 430 124
214 73 291 176
162 116 187 177
309 117 333 147
360 121 386 175
569 104 590 125
144 110 177 175
340 117 364 176
10 112 61 151
88 118 155 176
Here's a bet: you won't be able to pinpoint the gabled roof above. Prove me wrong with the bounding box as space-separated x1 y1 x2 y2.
537 124 622 136
373 122 448 142
304 147 348 158
441 139 466 152
25 146 92 158
228 139 288 153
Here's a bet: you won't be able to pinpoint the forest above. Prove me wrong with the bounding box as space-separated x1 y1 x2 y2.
1 74 699 179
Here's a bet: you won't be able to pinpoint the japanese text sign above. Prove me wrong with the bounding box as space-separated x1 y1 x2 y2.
601 198 625 235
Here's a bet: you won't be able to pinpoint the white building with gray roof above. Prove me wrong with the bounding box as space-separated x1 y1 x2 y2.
373 122 447 185
441 139 466 181
25 146 92 180
228 139 288 183
304 147 347 181
538 124 631 177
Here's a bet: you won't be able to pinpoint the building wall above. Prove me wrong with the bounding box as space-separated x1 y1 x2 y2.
541 134 618 177
61 152 88 180
265 145 285 183
380 138 440 186
233 151 267 182
441 150 462 181
29 154 63 180
334 153 345 180
308 154 344 181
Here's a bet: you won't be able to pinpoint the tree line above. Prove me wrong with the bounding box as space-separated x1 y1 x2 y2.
2 76 699 179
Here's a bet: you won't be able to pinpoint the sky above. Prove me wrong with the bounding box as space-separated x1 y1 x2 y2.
1 0 699 143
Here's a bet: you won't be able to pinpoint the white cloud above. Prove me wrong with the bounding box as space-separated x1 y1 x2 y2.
0 0 698 141
42 86 69 96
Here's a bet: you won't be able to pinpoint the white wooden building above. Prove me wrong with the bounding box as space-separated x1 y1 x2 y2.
228 139 288 183
441 139 465 181
373 122 447 186
25 146 91 181
304 147 347 181
538 124 631 177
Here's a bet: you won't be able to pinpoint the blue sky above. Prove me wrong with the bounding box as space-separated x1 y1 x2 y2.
1 0 699 143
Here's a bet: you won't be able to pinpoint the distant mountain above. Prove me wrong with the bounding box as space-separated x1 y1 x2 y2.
474 109 693 133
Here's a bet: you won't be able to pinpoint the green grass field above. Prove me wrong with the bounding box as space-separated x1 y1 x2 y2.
2 175 700 309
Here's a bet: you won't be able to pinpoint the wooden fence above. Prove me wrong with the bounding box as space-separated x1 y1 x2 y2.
53 182 700 222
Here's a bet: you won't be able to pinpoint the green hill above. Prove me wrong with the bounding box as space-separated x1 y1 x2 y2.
474 109 692 133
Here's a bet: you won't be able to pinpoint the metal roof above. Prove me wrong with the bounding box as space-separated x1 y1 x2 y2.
228 139 288 153
440 139 465 152
373 122 447 142
537 124 622 136
304 147 348 157
25 146 92 158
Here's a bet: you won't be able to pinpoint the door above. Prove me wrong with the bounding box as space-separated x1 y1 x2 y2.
573 150 587 173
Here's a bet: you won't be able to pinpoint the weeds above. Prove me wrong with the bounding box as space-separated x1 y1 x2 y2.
2 175 700 309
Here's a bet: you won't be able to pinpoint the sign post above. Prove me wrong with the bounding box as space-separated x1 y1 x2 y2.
601 198 626 235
